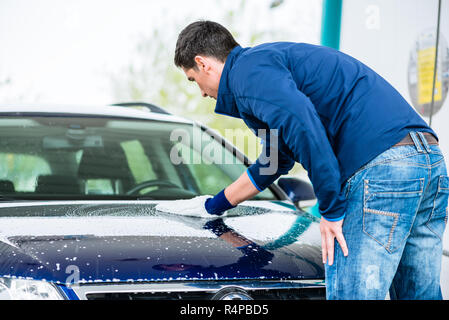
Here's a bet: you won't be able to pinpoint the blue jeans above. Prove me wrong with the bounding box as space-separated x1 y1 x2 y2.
325 131 448 300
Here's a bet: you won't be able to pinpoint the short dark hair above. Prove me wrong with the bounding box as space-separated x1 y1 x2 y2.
174 20 239 70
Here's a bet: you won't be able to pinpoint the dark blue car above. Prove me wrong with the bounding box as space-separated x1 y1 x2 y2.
0 103 324 300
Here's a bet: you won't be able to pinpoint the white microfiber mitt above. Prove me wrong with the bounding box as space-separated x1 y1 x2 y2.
155 195 215 218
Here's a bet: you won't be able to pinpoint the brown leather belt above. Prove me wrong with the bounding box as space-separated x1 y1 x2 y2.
393 132 438 147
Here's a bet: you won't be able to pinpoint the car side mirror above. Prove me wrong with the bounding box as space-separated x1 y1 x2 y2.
277 177 317 208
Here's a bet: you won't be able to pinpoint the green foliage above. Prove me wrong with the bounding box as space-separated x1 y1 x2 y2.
109 0 306 176
0 153 51 191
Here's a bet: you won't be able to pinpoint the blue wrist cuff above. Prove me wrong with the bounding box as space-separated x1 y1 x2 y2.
322 213 346 222
205 189 236 215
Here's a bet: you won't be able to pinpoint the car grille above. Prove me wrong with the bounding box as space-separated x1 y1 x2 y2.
69 280 326 300
86 287 325 300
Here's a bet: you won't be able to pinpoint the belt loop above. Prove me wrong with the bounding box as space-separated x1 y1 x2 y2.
417 132 431 153
409 131 423 153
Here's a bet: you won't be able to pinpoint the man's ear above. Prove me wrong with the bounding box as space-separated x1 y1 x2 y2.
194 55 210 72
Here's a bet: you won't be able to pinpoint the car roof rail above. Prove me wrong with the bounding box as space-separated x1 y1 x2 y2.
110 102 172 115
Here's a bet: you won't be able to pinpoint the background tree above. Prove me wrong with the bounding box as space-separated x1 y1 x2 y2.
109 0 308 177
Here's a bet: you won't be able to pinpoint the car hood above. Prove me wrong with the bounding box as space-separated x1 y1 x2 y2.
0 200 323 285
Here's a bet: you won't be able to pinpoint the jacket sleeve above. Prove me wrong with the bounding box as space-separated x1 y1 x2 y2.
231 54 347 221
246 128 296 192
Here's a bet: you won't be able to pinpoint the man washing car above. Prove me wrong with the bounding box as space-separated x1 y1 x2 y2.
171 20 448 299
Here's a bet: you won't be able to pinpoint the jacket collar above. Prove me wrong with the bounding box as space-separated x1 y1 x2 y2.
214 45 244 118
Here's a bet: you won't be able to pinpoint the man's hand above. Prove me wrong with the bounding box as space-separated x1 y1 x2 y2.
320 217 349 265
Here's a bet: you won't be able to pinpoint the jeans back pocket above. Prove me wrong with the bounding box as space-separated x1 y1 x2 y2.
426 175 449 239
363 178 424 253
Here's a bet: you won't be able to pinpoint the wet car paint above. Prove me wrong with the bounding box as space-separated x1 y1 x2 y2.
0 201 323 285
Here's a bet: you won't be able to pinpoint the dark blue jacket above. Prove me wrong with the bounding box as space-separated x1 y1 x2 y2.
215 42 436 221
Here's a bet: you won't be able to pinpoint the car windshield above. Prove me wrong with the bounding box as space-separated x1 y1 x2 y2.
0 116 276 201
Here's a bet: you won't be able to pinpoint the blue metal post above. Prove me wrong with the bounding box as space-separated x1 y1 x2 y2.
321 0 343 50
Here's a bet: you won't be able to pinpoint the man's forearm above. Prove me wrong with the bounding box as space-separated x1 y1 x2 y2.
224 170 260 206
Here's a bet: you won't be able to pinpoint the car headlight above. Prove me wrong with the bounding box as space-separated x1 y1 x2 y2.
0 277 63 300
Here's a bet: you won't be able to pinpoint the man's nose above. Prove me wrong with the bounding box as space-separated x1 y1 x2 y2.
201 91 208 98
